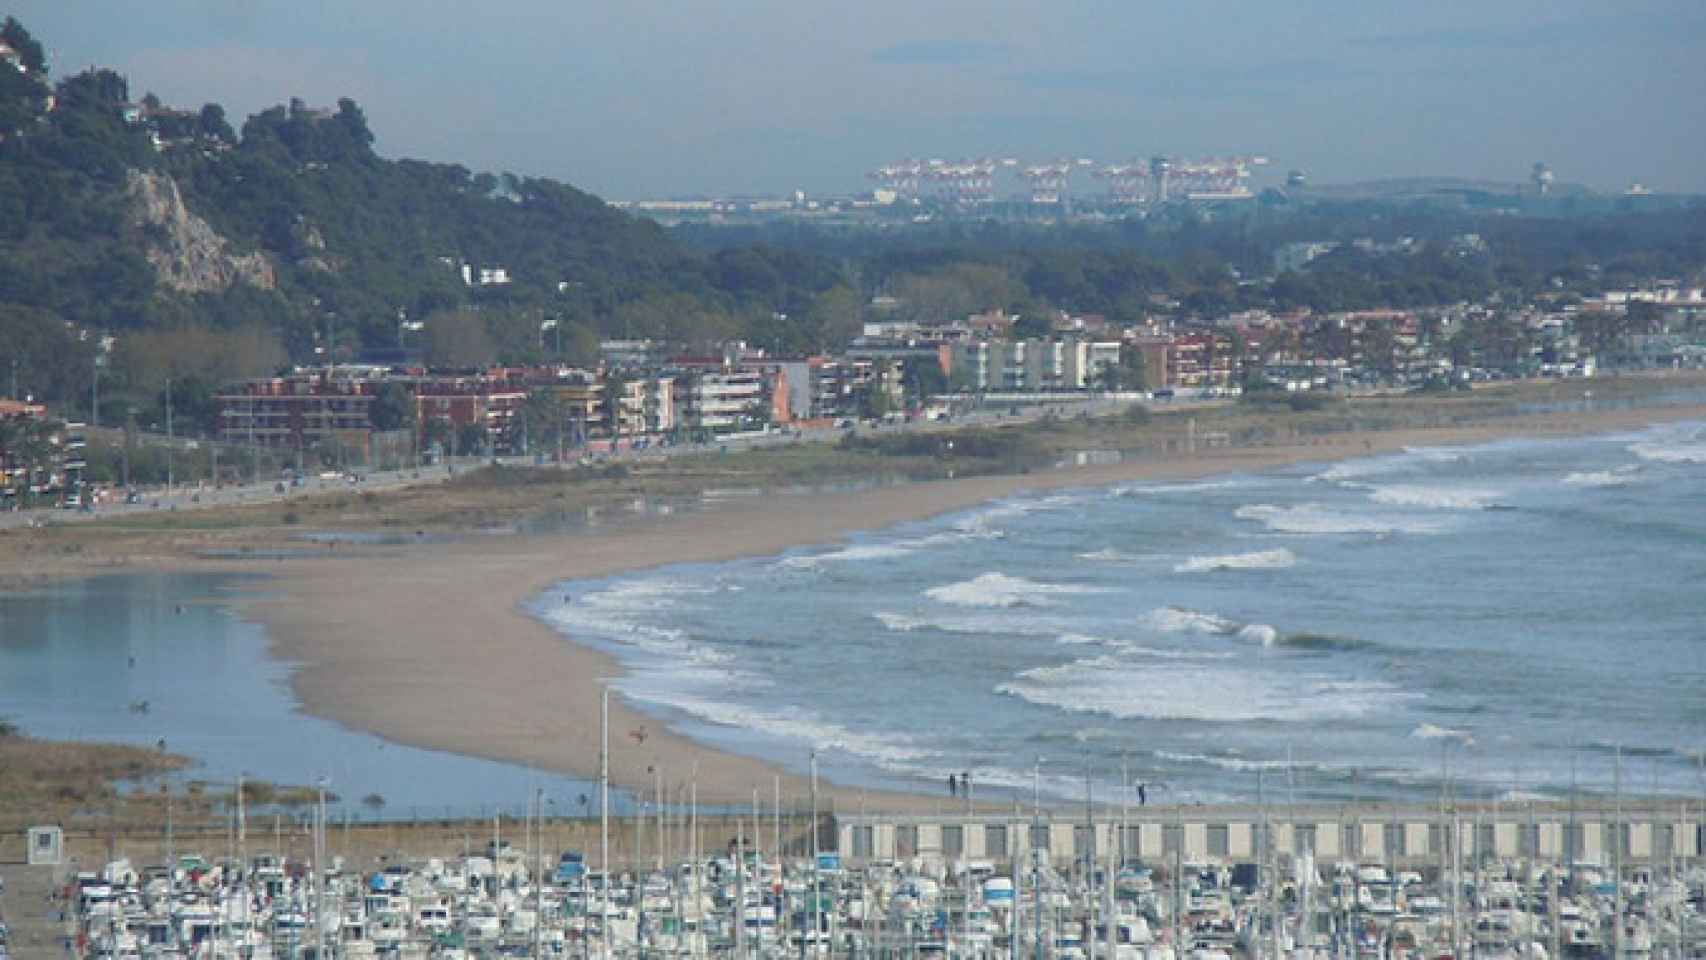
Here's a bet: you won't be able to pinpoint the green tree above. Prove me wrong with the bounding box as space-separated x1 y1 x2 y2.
421 416 453 455
804 285 863 351
559 320 602 367
368 382 414 431
1 17 47 74
422 309 496 368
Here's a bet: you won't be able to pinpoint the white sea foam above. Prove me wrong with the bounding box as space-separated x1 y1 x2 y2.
1174 548 1297 573
1410 723 1474 744
1078 547 1134 562
618 683 933 766
1237 623 1280 646
1142 606 1237 635
872 609 1067 638
1235 503 1444 535
1367 485 1502 510
925 572 1104 608
1629 440 1706 464
1562 466 1640 487
997 658 1402 723
1156 750 1313 773
1114 479 1244 496
780 542 916 569
873 611 927 632
1117 644 1237 661
573 578 718 611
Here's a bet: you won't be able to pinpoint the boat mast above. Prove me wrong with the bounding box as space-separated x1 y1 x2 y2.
601 683 611 960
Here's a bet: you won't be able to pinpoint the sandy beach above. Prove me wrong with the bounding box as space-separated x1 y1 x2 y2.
234 398 1706 810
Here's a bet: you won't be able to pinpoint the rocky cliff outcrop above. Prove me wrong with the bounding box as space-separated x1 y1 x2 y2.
127 170 276 294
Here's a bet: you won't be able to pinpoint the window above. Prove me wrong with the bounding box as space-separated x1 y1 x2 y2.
1030 823 1049 850
943 825 964 857
1384 823 1406 857
985 825 1008 859
1074 825 1093 859
1163 824 1183 856
1207 825 1229 857
1476 824 1496 861
852 826 873 859
896 825 918 858
1120 825 1142 860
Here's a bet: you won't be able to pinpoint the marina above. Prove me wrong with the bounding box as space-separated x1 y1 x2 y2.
7 802 1704 959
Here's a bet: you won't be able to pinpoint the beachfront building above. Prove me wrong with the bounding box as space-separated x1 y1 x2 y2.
948 338 1125 393
214 369 378 450
677 367 776 435
777 357 905 421
215 368 529 456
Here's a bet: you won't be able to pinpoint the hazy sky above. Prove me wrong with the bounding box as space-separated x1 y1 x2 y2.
17 1 1706 198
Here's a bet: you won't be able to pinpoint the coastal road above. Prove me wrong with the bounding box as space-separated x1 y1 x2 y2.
0 392 1226 532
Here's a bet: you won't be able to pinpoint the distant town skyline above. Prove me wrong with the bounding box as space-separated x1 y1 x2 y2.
15 1 1706 199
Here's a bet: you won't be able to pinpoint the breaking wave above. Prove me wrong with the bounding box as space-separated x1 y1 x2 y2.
997 658 1408 723
925 572 1105 608
1143 606 1238 635
1367 485 1503 510
1078 547 1141 562
1235 503 1445 535
1174 548 1297 573
778 542 917 569
1629 440 1706 464
1114 479 1246 496
1410 723 1474 743
1562 466 1640 487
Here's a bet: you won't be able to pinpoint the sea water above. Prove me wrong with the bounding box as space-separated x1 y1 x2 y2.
532 421 1706 805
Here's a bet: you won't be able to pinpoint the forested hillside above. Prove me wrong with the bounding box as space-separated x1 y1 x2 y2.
0 17 855 417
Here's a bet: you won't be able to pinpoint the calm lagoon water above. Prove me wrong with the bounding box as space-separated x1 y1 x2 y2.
0 572 615 817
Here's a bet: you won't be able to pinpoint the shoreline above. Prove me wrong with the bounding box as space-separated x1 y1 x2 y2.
235 400 1706 809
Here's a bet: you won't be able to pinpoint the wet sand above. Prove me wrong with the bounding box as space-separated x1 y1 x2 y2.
239 401 1706 809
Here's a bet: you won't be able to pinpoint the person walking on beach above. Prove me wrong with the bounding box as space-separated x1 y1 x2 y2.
1137 782 1147 806
948 774 957 798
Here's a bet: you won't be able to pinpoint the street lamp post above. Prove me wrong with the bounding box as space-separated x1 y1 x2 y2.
165 377 174 490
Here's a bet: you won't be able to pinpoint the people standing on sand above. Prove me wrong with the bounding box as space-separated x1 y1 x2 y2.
1137 782 1146 806
947 774 957 797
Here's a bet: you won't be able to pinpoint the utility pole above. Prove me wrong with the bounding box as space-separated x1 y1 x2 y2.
536 786 546 960
1085 752 1096 960
122 410 133 489
1034 756 1045 960
810 752 820 959
736 809 747 960
601 683 612 960
91 354 99 427
165 376 174 489
1614 746 1624 960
